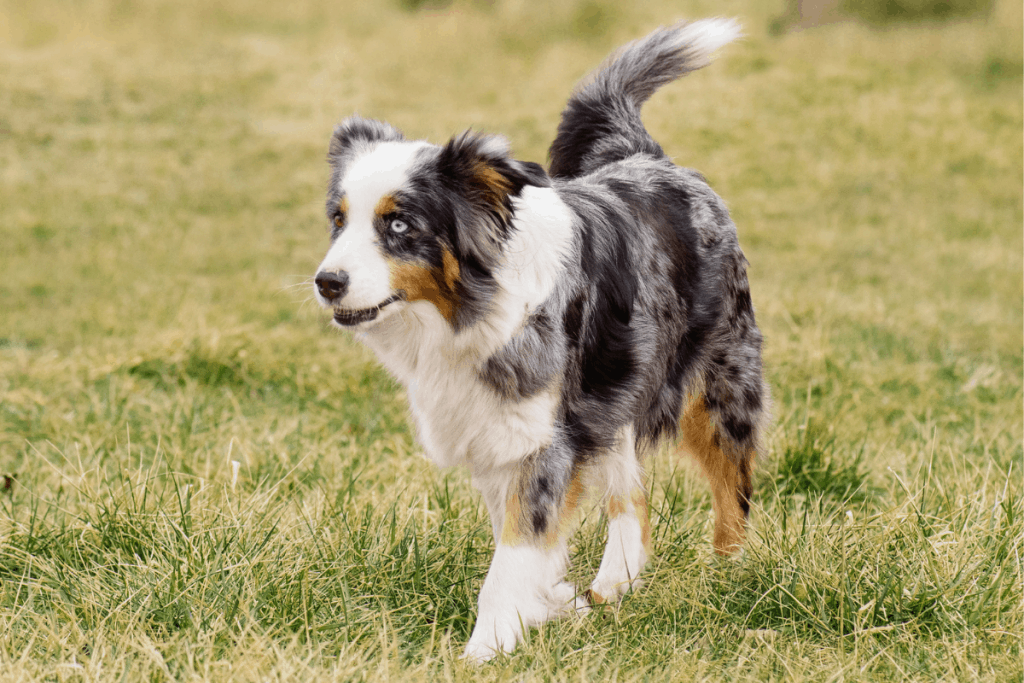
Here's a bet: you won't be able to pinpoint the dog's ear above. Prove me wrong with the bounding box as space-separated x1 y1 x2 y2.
328 116 404 163
437 131 550 271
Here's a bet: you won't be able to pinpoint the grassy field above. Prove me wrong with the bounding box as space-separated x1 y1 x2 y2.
0 0 1021 680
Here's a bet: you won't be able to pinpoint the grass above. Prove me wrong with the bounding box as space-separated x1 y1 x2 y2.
0 0 1021 679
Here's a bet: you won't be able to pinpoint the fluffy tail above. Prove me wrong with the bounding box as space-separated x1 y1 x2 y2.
547 19 741 179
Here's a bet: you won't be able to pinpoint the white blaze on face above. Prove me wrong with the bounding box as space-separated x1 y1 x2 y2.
315 141 428 311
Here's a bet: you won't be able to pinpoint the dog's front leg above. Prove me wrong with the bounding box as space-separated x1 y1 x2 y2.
464 442 587 662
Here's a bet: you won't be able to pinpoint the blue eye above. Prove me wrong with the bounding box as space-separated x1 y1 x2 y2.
390 218 409 234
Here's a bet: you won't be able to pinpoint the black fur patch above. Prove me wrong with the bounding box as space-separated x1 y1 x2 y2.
413 133 549 330
548 22 726 180
436 132 550 270
738 460 753 517
548 94 662 179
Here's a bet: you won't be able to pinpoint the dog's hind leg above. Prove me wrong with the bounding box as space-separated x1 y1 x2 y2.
464 436 588 661
679 248 769 555
589 425 651 605
679 393 758 555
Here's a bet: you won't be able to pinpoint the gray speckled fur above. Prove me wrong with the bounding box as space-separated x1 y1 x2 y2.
517 430 575 535
478 21 768 538
479 309 565 401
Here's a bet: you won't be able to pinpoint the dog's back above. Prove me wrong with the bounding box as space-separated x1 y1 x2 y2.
466 28 769 660
538 19 770 562
541 18 768 488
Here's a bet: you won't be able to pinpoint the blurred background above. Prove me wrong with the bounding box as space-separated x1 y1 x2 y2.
1 0 1020 357
0 0 1020 679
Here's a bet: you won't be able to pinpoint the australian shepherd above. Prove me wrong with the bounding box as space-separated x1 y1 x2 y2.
312 19 769 661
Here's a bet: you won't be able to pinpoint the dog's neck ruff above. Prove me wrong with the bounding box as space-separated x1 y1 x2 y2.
358 184 574 470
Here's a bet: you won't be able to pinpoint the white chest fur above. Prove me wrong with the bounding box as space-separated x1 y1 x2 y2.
361 302 559 470
358 185 574 471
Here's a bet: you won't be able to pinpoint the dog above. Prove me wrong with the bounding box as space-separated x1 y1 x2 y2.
312 18 769 661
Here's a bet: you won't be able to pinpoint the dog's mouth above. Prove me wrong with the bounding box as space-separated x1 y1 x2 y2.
332 294 403 326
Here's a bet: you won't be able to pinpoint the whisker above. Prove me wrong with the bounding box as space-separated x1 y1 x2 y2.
279 276 316 294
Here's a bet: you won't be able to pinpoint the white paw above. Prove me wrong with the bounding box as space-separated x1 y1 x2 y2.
463 544 586 661
551 580 590 616
462 623 517 663
462 640 497 663
591 513 648 604
590 573 644 604
462 583 588 663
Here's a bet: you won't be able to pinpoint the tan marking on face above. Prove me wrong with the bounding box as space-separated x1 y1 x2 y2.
374 193 397 217
388 258 458 323
334 197 349 228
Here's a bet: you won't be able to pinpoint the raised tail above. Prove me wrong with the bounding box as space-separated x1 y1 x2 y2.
547 18 741 179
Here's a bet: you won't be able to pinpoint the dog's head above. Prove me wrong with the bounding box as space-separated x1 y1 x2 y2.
313 116 549 331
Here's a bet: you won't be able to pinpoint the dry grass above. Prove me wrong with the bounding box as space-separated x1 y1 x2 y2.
0 0 1021 680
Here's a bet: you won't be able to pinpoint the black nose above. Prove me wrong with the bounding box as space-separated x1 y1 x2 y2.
315 271 349 303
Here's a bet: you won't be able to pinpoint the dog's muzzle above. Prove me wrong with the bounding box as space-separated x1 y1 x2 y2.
315 270 401 326
315 270 349 303
330 294 402 326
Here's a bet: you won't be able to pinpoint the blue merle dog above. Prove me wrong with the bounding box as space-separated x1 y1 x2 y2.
311 18 769 660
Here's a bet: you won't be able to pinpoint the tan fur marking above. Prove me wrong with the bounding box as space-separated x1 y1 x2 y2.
389 259 457 323
680 396 750 555
630 488 653 553
502 468 585 549
500 492 525 546
473 161 512 219
335 197 349 226
374 194 397 216
606 489 652 554
441 249 460 291
607 494 628 519
551 470 586 544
